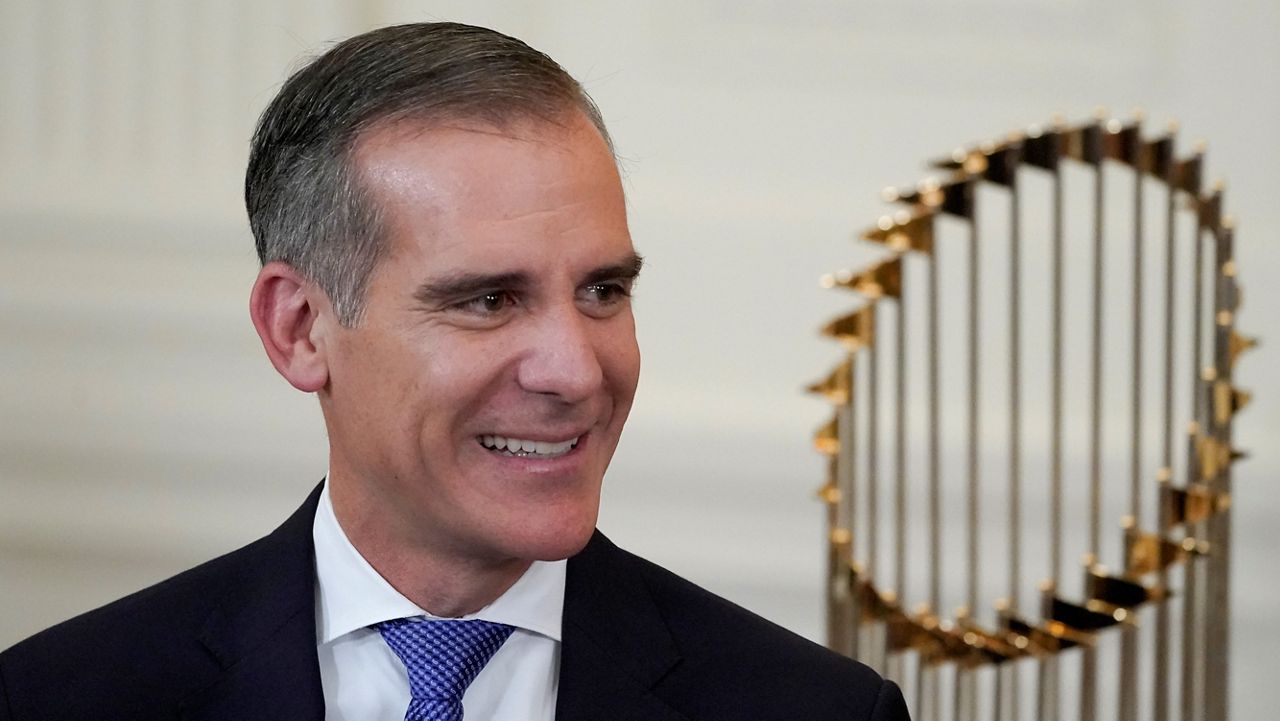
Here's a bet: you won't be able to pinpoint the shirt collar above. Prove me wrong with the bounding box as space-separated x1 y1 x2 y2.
313 479 565 644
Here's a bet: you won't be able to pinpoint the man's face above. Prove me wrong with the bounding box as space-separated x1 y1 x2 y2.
319 112 640 568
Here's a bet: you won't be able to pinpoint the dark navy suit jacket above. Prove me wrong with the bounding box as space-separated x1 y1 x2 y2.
0 484 908 720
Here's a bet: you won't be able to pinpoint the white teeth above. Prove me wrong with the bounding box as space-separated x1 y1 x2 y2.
480 434 579 458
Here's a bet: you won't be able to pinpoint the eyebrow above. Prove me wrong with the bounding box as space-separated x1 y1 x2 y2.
412 252 645 306
584 252 645 286
413 271 529 306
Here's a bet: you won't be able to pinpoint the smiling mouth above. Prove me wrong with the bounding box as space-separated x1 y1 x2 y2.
479 434 581 459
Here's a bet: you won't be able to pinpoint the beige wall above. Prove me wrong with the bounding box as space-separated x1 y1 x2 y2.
2 1 1276 717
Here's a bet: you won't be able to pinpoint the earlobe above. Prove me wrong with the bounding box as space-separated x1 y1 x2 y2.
249 262 331 392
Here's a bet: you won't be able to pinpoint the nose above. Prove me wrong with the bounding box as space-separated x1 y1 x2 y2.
515 304 605 404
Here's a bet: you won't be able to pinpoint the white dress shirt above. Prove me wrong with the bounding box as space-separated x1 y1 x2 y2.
313 482 564 720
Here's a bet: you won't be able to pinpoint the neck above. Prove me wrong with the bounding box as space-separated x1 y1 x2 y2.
327 475 530 618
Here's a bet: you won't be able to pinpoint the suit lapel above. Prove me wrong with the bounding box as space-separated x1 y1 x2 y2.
556 532 689 721
180 484 326 721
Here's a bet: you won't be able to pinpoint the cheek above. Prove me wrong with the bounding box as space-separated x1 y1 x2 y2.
331 329 443 436
417 336 519 428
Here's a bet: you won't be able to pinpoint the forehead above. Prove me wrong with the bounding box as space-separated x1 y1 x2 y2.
352 111 617 204
351 113 631 280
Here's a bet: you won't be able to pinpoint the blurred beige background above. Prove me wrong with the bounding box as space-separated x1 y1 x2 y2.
2 1 1276 717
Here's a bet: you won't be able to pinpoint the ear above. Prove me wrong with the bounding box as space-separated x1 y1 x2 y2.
249 262 332 393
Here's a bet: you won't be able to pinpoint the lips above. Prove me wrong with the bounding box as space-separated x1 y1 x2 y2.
479 434 580 458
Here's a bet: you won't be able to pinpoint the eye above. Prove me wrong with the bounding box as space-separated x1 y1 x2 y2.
454 291 516 317
578 282 632 317
587 283 625 302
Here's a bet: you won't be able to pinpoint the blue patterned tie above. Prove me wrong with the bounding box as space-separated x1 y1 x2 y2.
377 617 515 721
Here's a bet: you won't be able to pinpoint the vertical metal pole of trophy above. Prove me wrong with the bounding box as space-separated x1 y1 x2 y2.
1005 154 1024 721
1203 217 1234 721
889 284 909 687
1039 131 1065 721
1153 129 1177 721
1119 121 1146 721
820 394 847 657
867 307 885 673
1179 425 1201 721
1081 120 1105 721
844 353 862 662
1181 182 1206 721
830 354 856 660
957 179 980 721
922 248 942 719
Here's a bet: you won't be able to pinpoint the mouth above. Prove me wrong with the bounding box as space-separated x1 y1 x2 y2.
478 434 581 459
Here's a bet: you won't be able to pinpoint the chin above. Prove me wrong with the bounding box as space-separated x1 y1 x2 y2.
535 529 596 561
503 508 599 563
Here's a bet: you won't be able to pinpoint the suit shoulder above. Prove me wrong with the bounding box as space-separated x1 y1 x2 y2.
0 526 303 719
0 552 225 718
616 545 908 719
5 530 268 654
2 486 319 667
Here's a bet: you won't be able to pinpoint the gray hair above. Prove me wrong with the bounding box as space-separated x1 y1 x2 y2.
245 22 612 326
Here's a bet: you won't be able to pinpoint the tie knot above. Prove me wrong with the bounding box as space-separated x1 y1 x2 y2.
377 617 515 721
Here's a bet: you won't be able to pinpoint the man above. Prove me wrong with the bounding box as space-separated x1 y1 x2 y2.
0 22 907 721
